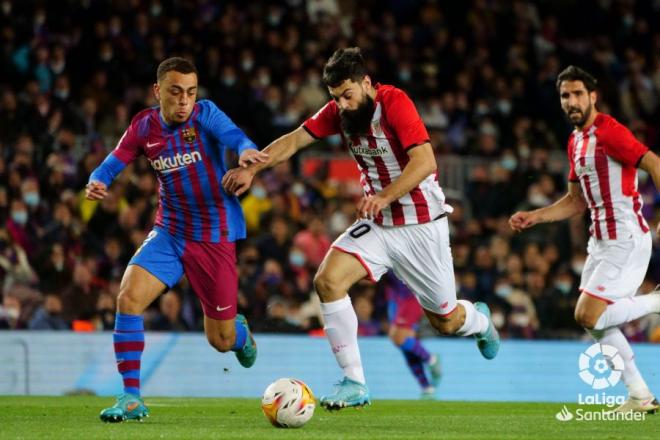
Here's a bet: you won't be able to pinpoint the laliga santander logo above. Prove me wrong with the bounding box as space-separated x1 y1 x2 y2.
578 343 624 390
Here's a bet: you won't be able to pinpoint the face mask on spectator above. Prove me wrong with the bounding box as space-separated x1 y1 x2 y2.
495 284 513 299
398 69 411 82
500 156 517 171
241 59 254 72
291 183 305 197
289 251 306 267
571 260 584 275
54 88 70 100
528 192 549 207
151 3 162 16
11 211 28 225
555 281 572 294
497 99 511 115
222 76 236 87
475 102 490 116
258 74 271 87
2 1 11 15
23 192 40 207
268 12 282 26
251 186 266 199
265 98 280 111
34 12 46 26
100 50 113 62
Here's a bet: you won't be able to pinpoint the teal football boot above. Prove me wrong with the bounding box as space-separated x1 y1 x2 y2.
320 377 371 410
99 393 149 423
235 314 257 368
474 302 500 360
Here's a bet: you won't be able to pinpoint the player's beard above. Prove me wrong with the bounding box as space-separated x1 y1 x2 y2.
340 93 375 136
566 101 592 129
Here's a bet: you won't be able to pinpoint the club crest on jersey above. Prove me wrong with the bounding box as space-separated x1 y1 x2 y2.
182 127 197 143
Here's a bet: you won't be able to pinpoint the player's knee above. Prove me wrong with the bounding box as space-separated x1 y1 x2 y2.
313 272 341 300
117 289 143 314
388 328 407 346
574 308 598 330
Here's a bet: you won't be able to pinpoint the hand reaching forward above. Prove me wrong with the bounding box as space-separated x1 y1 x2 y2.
85 181 108 200
222 167 255 196
508 211 541 232
238 149 269 168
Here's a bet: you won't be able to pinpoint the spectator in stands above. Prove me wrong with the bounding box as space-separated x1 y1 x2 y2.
28 293 68 330
0 0 658 340
149 290 189 332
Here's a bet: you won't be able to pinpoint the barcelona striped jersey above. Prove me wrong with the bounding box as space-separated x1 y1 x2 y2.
89 99 257 242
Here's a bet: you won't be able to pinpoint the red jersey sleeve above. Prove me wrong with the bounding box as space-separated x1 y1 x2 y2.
602 119 648 167
382 88 429 149
302 101 341 139
567 133 578 182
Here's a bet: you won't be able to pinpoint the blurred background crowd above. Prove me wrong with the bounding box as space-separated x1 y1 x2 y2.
1 0 660 342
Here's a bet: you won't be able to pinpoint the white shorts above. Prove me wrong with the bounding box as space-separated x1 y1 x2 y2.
332 216 456 316
580 230 651 303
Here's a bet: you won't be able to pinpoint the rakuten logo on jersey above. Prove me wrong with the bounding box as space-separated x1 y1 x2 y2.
148 151 202 173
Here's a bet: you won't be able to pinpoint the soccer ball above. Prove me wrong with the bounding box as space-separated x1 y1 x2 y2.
261 378 315 428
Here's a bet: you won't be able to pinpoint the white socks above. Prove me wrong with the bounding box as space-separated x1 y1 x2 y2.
320 295 366 384
590 327 652 399
593 294 660 330
456 300 490 336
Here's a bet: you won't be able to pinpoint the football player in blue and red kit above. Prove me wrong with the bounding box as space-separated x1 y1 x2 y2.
86 57 268 422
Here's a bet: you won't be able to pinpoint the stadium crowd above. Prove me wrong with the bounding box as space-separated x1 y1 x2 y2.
1 0 660 341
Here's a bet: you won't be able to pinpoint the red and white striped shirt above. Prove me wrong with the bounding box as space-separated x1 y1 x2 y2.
302 84 449 226
568 113 649 240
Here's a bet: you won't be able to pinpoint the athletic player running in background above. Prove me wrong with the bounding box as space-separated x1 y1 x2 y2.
223 47 499 410
510 66 660 413
86 57 267 422
383 272 442 399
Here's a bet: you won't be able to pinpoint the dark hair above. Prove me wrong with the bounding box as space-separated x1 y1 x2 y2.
556 65 597 92
322 47 367 87
156 57 198 82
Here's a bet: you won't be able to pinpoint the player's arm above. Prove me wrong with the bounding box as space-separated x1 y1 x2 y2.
249 127 316 173
86 123 142 200
204 100 269 167
509 182 586 232
638 151 660 235
357 143 436 219
639 151 660 188
222 127 316 196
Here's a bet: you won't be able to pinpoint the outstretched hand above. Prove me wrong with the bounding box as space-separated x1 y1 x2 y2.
238 149 269 168
222 167 255 196
85 181 108 200
508 211 540 232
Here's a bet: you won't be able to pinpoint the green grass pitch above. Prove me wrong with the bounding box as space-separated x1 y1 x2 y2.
0 397 657 439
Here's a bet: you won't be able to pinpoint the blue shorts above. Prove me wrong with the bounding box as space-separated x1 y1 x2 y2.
129 226 238 320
